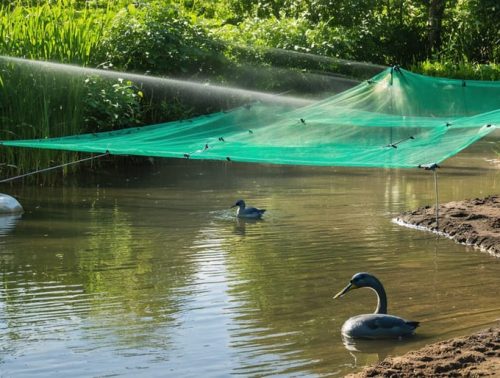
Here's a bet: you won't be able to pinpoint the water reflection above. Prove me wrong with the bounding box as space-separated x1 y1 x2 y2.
0 213 22 237
339 335 425 371
342 334 412 360
232 217 265 236
0 136 498 377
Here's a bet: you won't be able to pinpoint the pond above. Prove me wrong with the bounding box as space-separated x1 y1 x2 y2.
1 135 498 377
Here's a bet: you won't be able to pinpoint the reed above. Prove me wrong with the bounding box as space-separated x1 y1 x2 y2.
0 0 116 64
0 0 119 184
0 61 88 183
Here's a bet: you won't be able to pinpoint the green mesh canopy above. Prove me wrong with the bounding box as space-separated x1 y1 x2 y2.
2 67 498 168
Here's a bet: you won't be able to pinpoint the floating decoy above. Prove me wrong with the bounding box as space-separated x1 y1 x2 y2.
231 199 266 219
418 163 440 170
0 193 24 214
334 272 419 339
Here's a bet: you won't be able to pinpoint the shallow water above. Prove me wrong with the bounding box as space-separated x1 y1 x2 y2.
1 136 499 377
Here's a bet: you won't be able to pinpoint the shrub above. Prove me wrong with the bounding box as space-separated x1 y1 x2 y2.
82 76 144 133
98 2 227 77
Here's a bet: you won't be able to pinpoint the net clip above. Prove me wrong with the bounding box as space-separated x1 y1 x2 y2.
385 136 414 149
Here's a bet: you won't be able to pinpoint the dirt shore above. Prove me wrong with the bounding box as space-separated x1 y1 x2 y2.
394 195 500 257
346 326 500 377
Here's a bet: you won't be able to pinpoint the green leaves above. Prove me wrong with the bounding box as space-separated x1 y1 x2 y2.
100 2 226 77
83 76 144 132
0 0 115 64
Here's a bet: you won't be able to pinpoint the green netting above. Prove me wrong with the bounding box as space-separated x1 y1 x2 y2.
2 67 498 168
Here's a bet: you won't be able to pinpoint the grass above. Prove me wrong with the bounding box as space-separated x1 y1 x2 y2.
0 62 89 184
0 0 115 63
412 60 500 81
0 0 119 184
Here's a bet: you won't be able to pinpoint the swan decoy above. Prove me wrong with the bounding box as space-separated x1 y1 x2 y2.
231 199 266 219
0 193 23 214
334 272 419 339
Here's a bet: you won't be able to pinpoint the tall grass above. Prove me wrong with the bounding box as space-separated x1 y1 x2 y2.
0 0 118 184
0 62 91 184
412 60 500 81
0 0 116 64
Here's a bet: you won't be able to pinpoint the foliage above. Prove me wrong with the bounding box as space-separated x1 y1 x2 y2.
82 76 144 132
0 62 86 182
0 0 114 64
97 2 227 77
0 61 145 182
413 60 500 80
440 0 500 63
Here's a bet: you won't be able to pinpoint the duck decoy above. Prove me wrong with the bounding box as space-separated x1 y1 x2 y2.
0 193 23 214
334 272 419 339
231 199 266 219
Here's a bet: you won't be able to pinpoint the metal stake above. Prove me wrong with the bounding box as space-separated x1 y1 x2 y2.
433 168 439 230
418 162 440 231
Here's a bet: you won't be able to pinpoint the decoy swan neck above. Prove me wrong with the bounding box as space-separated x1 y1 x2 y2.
370 280 387 314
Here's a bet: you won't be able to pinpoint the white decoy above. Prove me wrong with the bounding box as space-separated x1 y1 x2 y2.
0 193 23 214
334 272 419 339
231 199 266 219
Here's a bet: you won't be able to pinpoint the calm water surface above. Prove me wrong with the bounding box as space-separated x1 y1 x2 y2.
1 137 499 377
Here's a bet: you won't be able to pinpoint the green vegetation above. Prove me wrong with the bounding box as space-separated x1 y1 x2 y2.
0 0 499 182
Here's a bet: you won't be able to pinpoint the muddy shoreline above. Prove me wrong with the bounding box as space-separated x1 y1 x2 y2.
347 326 500 377
395 195 499 257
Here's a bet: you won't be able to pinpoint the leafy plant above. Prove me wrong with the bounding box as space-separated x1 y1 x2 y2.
0 0 115 64
413 60 500 80
98 2 227 77
82 76 144 132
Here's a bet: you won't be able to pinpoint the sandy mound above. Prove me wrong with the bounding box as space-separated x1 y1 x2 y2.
346 326 500 377
395 195 499 257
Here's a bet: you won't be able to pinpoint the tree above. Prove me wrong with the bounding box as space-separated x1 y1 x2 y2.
426 0 447 53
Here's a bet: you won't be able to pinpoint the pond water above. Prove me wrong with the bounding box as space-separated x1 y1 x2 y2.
1 136 499 377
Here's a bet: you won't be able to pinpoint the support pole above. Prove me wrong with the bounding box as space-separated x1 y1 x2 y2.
433 168 439 230
418 162 440 231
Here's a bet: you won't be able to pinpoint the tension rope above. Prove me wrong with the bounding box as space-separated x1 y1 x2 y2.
0 151 109 183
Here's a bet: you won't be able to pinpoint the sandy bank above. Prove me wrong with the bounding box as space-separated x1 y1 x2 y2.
346 326 499 377
395 195 499 257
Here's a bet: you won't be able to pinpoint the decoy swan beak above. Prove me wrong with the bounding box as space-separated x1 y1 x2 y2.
334 282 357 299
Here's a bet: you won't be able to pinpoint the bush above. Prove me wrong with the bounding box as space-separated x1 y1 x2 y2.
98 2 227 77
82 76 144 132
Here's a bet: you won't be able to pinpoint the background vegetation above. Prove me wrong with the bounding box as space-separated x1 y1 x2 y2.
0 0 499 182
